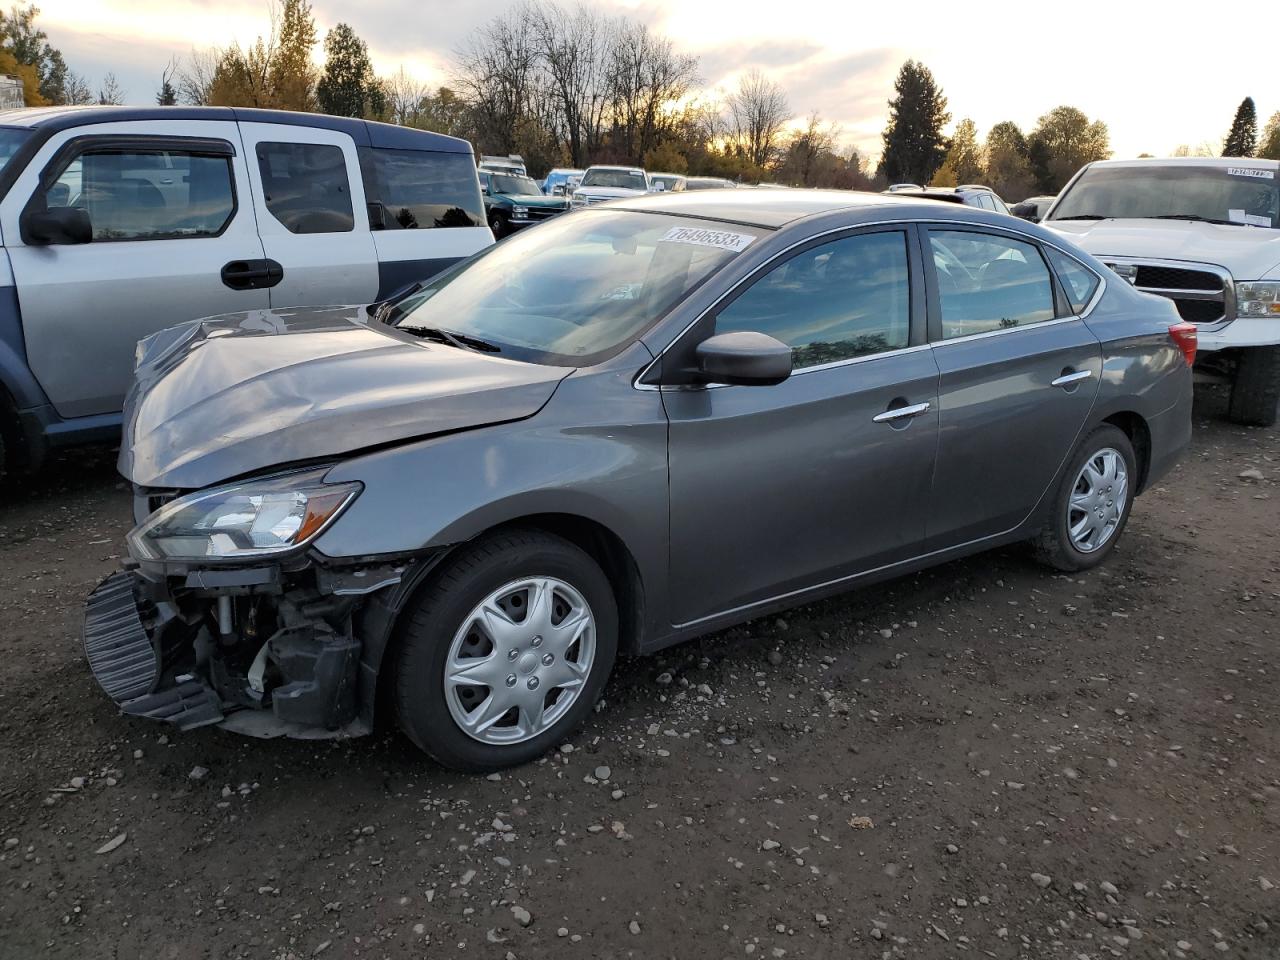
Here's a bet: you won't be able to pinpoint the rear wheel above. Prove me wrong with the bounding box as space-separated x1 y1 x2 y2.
1034 425 1136 572
394 529 617 771
1227 346 1280 427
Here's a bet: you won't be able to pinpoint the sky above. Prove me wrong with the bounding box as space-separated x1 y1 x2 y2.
34 0 1273 163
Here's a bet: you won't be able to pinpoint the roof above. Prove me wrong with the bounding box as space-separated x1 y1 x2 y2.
880 188 967 204
585 164 645 173
609 188 925 228
1086 156 1280 171
0 105 474 154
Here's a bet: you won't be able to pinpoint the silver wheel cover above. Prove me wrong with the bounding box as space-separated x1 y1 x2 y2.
1067 447 1129 553
443 577 596 745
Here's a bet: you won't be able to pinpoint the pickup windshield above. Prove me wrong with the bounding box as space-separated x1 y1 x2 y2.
1049 164 1279 229
489 174 541 196
581 169 647 190
393 210 761 365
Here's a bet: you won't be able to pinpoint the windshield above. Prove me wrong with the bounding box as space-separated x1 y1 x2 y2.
0 126 31 179
582 169 647 190
490 174 541 196
1050 164 1279 228
393 210 762 365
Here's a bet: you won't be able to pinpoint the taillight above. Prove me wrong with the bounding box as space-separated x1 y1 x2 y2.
1168 322 1197 367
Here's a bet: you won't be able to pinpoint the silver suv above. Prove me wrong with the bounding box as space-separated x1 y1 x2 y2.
0 106 491 478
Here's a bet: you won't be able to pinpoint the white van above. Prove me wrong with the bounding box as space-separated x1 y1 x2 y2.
0 106 492 476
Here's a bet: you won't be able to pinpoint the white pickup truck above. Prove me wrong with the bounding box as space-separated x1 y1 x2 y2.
1044 157 1280 425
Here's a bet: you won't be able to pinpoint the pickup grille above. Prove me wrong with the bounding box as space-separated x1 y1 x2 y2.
525 206 564 221
1106 260 1232 325
576 194 613 206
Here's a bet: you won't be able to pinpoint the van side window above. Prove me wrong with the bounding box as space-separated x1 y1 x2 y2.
361 148 484 229
255 142 354 234
46 148 235 241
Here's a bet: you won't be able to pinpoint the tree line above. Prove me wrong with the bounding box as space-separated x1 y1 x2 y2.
5 1 1277 195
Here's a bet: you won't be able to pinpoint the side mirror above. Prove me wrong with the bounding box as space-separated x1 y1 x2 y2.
696 331 792 386
25 206 92 245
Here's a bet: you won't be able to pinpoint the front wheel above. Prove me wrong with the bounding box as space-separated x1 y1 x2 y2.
1034 425 1136 572
393 529 617 771
1228 346 1280 427
488 213 506 239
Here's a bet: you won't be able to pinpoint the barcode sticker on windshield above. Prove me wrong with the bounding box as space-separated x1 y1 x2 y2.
661 227 756 252
1227 166 1274 180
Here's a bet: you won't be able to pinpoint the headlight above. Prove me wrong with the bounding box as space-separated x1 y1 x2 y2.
512 205 529 217
1236 281 1280 318
128 470 361 561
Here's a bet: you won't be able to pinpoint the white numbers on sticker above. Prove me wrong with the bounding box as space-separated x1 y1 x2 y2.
1227 166 1275 180
660 227 756 252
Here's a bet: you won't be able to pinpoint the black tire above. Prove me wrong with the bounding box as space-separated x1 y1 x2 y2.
488 213 505 239
1034 425 1137 572
393 529 618 772
1228 346 1280 427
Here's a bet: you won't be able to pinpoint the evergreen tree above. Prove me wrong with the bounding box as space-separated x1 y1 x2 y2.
316 23 384 118
878 60 950 185
1223 97 1258 157
156 61 177 105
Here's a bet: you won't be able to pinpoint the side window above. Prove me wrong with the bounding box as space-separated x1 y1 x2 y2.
45 147 235 241
1046 247 1101 313
930 230 1056 339
361 148 484 229
255 141 353 234
716 231 911 369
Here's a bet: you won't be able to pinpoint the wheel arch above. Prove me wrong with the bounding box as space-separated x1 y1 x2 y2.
366 511 648 728
1099 410 1152 493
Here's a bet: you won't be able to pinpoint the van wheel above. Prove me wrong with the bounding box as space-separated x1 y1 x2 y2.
394 529 617 772
1227 346 1280 427
1034 425 1136 572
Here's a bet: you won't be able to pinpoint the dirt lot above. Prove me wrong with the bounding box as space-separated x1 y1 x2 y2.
0 386 1277 960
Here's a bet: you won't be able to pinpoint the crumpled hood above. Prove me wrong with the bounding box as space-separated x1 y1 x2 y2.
1046 219 1280 279
119 305 571 489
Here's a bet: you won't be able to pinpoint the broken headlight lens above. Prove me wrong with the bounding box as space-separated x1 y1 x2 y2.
128 471 362 561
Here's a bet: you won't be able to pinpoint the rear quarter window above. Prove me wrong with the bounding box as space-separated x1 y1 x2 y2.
1045 247 1101 313
361 148 484 229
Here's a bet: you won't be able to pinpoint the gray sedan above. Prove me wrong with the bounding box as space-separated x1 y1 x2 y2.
85 190 1194 771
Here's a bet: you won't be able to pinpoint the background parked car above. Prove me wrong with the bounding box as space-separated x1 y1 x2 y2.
541 167 584 196
0 105 491 480
1043 157 1280 425
479 170 569 238
477 154 526 177
648 173 686 193
89 189 1192 771
571 165 650 207
684 177 739 190
886 184 1011 214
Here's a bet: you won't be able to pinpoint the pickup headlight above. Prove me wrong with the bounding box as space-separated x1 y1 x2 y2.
511 205 529 217
128 470 361 561
1236 281 1280 318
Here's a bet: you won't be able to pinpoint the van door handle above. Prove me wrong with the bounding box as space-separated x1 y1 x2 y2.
221 258 284 291
1051 369 1093 388
873 401 931 423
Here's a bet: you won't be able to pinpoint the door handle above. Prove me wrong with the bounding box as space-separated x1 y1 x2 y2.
1051 369 1093 388
221 258 284 291
873 401 931 423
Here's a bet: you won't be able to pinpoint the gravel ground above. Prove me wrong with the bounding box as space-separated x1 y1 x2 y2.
0 386 1277 960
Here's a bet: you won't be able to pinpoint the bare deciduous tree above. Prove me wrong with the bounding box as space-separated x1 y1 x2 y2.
531 2 614 167
727 69 790 168
176 47 220 105
385 66 429 126
452 3 544 156
605 22 698 164
96 72 125 105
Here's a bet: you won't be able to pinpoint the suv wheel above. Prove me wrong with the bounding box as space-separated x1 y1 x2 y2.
393 529 617 771
1034 425 1136 572
1227 346 1280 427
488 213 505 239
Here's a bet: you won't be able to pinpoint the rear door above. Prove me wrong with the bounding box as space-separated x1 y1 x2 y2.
1 118 268 419
923 226 1102 547
237 122 378 308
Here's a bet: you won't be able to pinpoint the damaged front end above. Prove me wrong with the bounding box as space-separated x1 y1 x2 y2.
82 469 436 739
